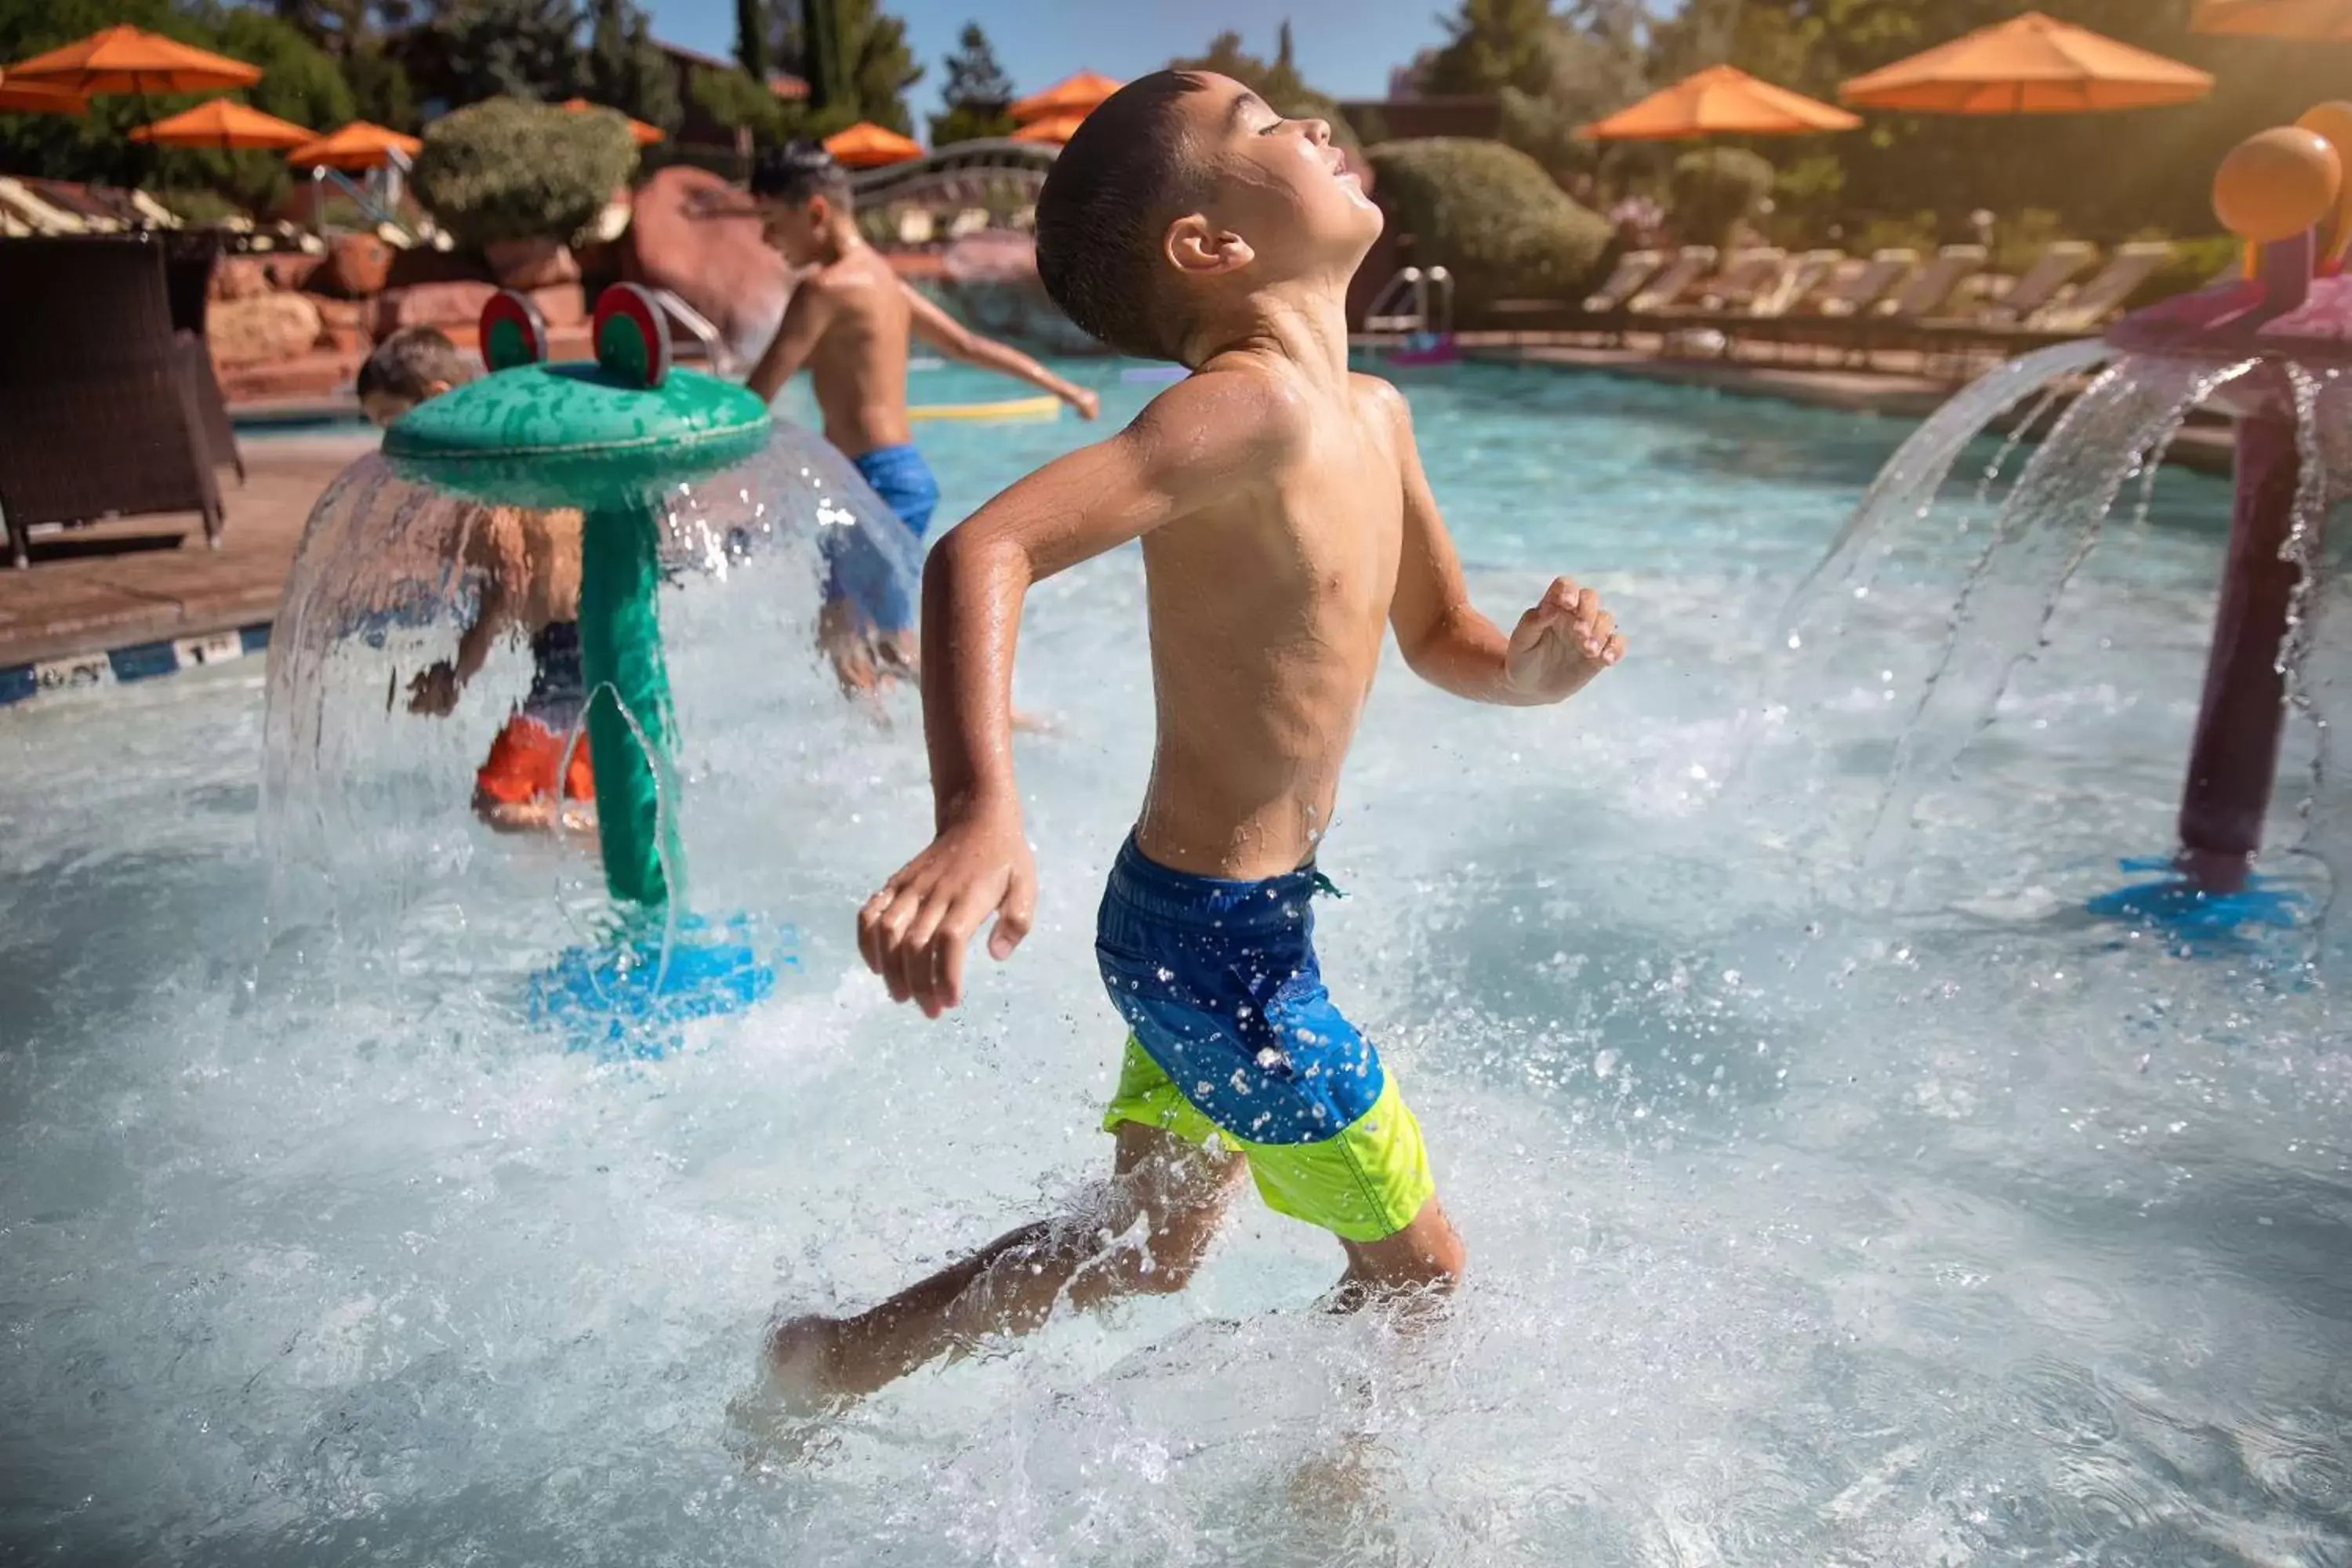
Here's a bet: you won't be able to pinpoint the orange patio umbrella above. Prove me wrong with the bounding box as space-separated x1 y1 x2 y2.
1839 11 2212 115
286 118 421 170
130 98 313 151
0 70 89 116
2193 0 2352 38
2 24 260 96
1577 64 1859 141
1010 110 1088 146
560 97 663 146
824 120 923 169
1009 70 1120 125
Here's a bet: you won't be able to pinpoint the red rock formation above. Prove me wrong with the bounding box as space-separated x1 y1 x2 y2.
315 234 393 299
208 293 325 366
623 165 790 370
485 237 581 291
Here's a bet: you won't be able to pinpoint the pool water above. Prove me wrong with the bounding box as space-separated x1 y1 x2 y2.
8 358 2351 1565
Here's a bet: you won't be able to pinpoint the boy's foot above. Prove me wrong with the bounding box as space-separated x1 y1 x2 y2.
477 797 559 833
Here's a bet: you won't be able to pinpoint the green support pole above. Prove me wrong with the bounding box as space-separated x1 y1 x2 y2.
577 503 680 907
383 284 770 910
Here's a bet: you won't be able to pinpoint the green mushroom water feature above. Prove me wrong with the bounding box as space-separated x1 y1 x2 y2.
383 286 768 909
259 285 925 1048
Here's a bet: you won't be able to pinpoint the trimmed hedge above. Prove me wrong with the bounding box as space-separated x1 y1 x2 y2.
1671 147 1775 256
1366 138 1613 313
412 96 638 249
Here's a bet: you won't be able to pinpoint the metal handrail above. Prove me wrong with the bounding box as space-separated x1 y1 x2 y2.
1363 264 1454 336
646 286 738 379
309 164 412 242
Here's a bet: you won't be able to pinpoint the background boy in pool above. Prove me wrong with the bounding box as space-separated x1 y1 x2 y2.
768 72 1624 1401
745 142 1100 690
361 328 595 833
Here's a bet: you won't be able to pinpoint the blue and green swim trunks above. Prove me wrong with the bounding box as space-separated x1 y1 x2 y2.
1095 837 1435 1243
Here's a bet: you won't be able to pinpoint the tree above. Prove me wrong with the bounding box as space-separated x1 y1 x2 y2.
343 43 418 129
269 0 413 58
735 0 767 82
848 2 921 134
1491 5 1650 182
1424 0 1561 98
408 0 585 107
587 0 681 132
690 64 786 144
775 0 923 134
928 21 1014 145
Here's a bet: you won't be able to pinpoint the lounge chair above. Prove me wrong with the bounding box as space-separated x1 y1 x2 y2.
1748 249 1845 318
2031 241 2173 333
1979 240 2096 324
1692 247 1787 312
1817 249 1918 318
1582 249 1664 314
0 236 227 568
1630 246 1719 314
1879 244 1987 320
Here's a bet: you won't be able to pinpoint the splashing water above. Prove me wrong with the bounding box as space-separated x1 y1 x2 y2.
260 423 922 995
2 361 2350 1566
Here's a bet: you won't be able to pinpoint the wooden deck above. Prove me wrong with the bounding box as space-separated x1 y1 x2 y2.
0 436 370 670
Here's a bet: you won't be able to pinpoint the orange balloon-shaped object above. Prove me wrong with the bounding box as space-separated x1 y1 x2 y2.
2296 101 2352 260
2214 126 2343 244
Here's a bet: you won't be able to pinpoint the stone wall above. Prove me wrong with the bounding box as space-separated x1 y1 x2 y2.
205 231 591 405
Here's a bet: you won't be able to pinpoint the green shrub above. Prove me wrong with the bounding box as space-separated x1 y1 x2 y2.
410 96 638 249
2127 234 2243 307
1669 147 1774 255
1366 138 1613 314
158 187 242 225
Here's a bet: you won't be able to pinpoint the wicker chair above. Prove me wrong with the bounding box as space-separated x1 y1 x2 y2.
161 230 245 484
0 236 227 568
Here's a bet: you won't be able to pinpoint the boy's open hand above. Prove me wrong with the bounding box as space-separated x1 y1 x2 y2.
859 808 1037 1017
1503 577 1624 703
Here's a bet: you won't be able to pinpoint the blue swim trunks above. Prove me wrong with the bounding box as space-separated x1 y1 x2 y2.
1095 838 1435 1243
827 442 941 635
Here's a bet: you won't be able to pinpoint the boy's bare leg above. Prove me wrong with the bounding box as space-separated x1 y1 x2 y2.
817 598 882 695
768 1122 1243 1403
1328 1197 1465 1314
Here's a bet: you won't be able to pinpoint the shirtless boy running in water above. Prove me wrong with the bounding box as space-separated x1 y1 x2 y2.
746 143 1098 688
769 74 1624 1401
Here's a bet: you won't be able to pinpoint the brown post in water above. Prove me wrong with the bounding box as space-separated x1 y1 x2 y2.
2176 412 2309 894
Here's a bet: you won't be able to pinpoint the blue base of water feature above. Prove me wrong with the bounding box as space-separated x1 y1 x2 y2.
2086 857 2307 953
528 912 789 1058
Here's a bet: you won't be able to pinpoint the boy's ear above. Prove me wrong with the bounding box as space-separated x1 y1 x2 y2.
1163 213 1254 278
805 194 831 229
425 379 453 400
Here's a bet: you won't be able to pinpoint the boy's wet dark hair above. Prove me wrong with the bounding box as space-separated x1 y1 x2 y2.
1036 71 1211 365
357 326 474 405
752 140 854 209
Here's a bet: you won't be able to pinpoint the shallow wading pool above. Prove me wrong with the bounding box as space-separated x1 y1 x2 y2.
5 359 2349 1564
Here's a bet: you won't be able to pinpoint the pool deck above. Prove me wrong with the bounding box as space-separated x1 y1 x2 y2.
0 435 370 673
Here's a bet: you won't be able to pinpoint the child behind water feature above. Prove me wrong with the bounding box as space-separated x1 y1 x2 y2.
361 328 595 833
765 72 1625 1404
745 142 1099 691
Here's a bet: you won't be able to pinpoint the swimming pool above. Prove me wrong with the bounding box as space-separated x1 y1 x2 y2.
7 358 2350 1565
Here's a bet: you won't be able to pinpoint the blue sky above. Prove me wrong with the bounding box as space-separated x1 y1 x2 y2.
644 0 1457 115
